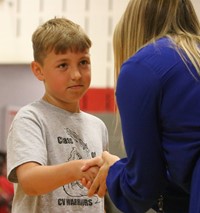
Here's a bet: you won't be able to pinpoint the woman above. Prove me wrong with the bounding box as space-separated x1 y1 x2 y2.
82 0 200 213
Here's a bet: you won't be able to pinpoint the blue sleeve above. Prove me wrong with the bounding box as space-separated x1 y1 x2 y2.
189 158 200 213
106 59 167 213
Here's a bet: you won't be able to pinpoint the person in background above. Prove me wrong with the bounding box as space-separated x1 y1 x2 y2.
6 17 108 213
81 0 200 213
0 151 14 213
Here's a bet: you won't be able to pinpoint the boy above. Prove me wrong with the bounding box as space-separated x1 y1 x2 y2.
6 17 108 213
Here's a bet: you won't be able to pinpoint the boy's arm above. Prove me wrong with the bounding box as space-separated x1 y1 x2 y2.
16 160 98 196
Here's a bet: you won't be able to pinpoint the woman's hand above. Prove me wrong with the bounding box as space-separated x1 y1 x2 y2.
81 151 120 197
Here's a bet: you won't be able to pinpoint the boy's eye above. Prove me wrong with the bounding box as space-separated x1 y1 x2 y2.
58 63 68 69
80 60 90 66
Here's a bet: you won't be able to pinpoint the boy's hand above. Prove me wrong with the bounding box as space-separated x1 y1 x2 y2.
81 156 104 171
81 151 120 197
81 165 99 184
80 157 103 189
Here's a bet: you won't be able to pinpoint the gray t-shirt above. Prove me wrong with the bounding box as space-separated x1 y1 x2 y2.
7 100 108 213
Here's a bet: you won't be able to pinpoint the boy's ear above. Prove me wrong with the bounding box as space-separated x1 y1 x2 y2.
31 61 45 81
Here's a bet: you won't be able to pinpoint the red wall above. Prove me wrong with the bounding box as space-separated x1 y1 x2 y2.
80 88 115 113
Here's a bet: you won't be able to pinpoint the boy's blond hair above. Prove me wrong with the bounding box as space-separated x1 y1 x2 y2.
32 17 92 65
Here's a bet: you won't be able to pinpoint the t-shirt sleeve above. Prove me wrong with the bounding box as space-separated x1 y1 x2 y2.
106 59 167 212
7 114 47 183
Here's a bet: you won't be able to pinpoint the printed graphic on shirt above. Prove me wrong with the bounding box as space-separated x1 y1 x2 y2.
57 128 101 207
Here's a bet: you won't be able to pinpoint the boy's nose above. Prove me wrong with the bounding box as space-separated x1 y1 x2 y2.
70 68 81 80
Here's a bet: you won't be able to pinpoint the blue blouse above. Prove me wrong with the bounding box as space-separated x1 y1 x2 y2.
107 37 200 213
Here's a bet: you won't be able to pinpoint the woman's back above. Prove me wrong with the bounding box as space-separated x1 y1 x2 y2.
114 37 200 212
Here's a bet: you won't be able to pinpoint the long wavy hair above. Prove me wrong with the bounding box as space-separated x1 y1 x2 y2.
113 0 200 85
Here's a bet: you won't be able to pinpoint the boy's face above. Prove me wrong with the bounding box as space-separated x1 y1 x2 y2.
31 49 91 112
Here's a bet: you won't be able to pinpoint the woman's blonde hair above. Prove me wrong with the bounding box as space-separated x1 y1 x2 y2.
32 17 92 65
113 0 200 84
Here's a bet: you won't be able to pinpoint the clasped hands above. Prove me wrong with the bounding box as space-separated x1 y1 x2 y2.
81 151 120 197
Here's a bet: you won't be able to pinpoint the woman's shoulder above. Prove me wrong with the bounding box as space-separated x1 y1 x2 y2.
136 37 178 60
123 37 182 74
120 37 184 85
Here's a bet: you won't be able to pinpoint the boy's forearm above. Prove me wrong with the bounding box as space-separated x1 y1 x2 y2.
16 160 85 195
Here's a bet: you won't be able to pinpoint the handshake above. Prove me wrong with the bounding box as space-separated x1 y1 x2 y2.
80 151 120 197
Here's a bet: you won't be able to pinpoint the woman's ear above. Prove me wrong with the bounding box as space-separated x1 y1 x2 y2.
31 61 45 81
